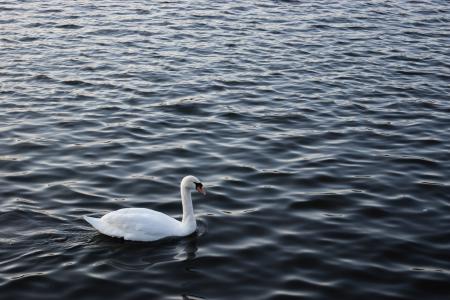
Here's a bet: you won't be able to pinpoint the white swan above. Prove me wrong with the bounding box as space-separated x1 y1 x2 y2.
83 175 206 242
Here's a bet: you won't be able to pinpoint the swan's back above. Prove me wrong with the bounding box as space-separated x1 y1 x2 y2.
85 208 184 241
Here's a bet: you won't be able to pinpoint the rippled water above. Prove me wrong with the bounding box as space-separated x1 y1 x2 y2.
1 0 450 299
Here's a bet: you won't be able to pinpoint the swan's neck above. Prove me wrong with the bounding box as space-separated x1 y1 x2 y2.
181 186 196 232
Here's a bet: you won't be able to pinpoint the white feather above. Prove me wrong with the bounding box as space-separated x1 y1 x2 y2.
83 175 205 242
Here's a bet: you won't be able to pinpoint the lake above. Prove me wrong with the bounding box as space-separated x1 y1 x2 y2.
0 0 449 299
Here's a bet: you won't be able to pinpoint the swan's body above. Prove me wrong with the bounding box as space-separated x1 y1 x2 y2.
84 175 205 242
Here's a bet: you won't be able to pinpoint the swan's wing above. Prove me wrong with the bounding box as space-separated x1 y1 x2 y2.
100 208 182 241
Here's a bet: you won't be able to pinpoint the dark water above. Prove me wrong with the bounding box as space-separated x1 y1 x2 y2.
1 0 450 299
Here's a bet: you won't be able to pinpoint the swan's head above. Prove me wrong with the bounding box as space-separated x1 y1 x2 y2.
181 175 206 195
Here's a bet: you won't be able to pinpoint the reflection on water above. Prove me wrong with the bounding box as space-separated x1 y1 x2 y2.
89 233 199 271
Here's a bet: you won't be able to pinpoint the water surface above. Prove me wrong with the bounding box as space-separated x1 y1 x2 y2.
1 0 450 299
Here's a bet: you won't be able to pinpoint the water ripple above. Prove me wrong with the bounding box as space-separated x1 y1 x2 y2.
1 0 450 299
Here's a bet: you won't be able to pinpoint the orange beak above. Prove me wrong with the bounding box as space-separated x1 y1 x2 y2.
196 186 206 195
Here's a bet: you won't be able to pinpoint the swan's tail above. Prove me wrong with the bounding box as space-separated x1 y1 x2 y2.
84 216 102 230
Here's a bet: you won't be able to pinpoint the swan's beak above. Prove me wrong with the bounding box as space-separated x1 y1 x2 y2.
196 186 206 195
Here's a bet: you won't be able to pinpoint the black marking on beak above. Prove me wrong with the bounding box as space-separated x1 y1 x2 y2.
194 182 206 195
